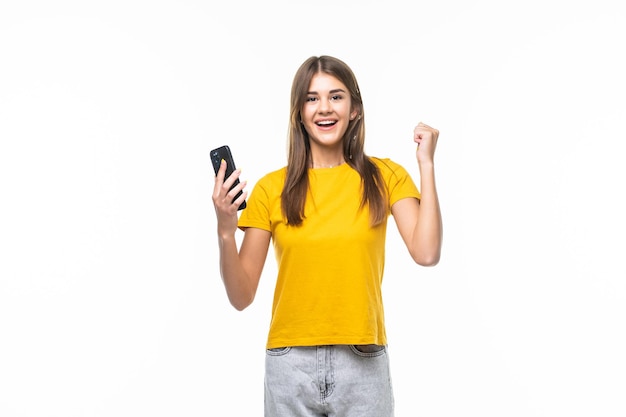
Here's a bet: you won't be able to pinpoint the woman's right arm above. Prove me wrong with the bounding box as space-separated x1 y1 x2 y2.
213 160 271 311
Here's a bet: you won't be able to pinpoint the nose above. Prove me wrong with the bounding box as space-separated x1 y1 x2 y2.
318 98 332 114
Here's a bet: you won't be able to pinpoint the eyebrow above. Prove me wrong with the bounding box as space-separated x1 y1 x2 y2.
307 88 347 95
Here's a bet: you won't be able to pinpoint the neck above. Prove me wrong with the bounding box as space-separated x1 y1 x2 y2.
311 160 345 169
309 146 345 169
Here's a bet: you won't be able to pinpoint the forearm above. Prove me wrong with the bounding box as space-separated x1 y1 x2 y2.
218 234 255 310
412 162 443 265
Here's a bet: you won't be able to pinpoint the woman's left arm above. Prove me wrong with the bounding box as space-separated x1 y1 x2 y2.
391 122 443 266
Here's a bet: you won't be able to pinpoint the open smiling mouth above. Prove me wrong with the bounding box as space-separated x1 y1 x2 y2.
316 120 337 127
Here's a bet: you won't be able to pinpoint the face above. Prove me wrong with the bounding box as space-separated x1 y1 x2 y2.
301 72 358 151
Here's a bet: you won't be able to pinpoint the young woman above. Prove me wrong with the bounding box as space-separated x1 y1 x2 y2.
212 55 442 417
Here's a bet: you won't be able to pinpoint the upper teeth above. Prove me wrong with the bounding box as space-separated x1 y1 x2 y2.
318 121 334 125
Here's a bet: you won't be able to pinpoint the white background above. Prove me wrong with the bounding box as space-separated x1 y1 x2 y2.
1 1 625 416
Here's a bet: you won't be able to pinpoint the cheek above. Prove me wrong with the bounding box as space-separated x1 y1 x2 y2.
301 102 314 116
301 119 316 136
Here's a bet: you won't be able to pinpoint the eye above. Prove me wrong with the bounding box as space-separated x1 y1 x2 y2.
306 96 318 102
330 94 343 101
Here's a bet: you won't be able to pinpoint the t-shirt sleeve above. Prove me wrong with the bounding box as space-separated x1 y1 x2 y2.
382 159 421 206
237 177 272 232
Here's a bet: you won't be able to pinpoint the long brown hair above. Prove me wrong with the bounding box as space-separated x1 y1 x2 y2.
281 55 387 226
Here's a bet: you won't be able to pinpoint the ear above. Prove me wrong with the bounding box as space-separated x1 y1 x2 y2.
350 109 359 121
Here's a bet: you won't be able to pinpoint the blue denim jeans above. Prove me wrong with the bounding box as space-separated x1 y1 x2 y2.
264 345 394 417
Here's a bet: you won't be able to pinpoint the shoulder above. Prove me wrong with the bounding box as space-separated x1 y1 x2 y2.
369 157 410 178
369 156 420 200
253 166 287 191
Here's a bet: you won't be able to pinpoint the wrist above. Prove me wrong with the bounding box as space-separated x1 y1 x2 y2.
218 230 237 244
417 160 434 170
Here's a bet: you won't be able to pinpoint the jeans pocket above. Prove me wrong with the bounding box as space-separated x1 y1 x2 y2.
266 346 291 356
350 344 386 357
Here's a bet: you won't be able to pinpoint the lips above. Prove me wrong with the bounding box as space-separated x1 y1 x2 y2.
315 120 337 127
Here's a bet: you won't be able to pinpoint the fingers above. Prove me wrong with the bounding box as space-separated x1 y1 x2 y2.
213 159 227 191
413 122 439 164
230 188 248 209
414 122 439 142
212 159 247 211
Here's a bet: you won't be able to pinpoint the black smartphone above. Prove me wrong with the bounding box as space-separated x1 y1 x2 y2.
210 145 247 210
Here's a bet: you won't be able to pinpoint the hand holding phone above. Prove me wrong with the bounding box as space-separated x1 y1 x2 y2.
211 145 247 210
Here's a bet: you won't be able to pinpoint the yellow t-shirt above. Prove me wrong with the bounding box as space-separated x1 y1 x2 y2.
238 158 420 349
